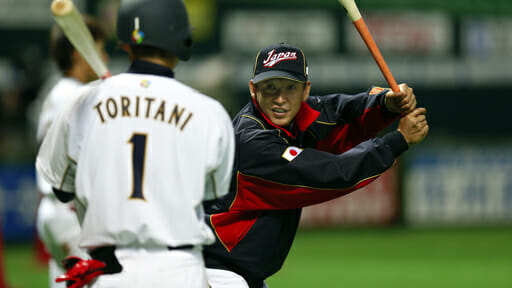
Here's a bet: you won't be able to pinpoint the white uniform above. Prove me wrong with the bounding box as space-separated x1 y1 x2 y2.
36 69 235 287
35 77 86 288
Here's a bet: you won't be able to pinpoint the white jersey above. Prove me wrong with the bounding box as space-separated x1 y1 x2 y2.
35 77 86 288
36 71 235 249
36 77 82 195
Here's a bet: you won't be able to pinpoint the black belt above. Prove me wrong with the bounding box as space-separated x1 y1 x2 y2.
168 244 194 250
89 244 195 273
89 246 123 274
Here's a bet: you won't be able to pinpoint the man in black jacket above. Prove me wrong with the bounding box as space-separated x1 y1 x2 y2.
204 43 429 288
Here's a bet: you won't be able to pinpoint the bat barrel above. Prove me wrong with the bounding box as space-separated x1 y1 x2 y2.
353 19 400 92
338 0 362 22
51 0 110 79
338 0 400 92
51 0 74 17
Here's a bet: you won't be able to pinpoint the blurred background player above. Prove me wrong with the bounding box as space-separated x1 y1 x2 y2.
34 16 108 288
36 0 234 287
204 43 429 288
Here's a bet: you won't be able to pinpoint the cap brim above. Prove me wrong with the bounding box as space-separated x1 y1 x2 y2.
252 70 307 84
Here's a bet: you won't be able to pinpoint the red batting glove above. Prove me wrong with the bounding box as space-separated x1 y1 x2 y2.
55 256 107 288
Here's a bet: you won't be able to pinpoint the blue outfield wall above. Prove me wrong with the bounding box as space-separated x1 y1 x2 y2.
0 164 39 241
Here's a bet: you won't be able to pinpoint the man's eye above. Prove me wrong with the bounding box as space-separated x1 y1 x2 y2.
264 85 276 92
285 84 298 91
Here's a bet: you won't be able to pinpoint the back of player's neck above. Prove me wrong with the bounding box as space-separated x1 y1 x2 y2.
136 57 178 70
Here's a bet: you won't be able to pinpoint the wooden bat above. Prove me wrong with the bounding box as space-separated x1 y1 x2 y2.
338 0 399 92
51 0 111 79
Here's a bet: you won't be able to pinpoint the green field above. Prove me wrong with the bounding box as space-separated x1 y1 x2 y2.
4 227 512 288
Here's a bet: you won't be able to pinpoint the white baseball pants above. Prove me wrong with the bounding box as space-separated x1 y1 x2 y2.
92 247 208 288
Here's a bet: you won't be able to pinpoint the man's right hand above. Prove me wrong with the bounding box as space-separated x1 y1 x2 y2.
398 108 429 146
56 256 106 288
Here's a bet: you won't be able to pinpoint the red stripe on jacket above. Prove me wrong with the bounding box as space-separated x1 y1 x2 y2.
316 106 400 154
211 171 380 251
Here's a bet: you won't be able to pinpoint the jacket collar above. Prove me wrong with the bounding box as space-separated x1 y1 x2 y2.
127 60 175 78
251 97 320 139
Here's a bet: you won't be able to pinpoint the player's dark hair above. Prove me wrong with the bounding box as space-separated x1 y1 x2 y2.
50 16 106 74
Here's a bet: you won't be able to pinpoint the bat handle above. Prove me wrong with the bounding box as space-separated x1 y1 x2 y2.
353 18 400 92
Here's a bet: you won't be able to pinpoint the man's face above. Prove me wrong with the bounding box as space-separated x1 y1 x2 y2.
250 78 311 127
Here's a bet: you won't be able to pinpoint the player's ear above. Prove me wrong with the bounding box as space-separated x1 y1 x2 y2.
249 80 257 99
119 44 135 62
119 43 130 53
302 81 311 102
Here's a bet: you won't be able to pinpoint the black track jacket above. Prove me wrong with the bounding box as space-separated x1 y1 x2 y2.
204 87 409 287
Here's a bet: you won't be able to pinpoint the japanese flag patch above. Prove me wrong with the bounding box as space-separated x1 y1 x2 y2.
282 146 303 162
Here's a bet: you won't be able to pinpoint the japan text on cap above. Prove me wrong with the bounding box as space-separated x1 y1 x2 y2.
252 43 308 84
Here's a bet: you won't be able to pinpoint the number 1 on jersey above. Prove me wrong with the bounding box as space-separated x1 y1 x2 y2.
128 133 147 200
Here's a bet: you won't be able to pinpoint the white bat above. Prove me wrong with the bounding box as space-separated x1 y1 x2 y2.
51 0 111 79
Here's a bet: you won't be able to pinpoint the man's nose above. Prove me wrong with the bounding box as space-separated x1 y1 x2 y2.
274 91 286 104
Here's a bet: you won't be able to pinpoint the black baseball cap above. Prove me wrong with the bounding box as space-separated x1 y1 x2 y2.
252 43 308 84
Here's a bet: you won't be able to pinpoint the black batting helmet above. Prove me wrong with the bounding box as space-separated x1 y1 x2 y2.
116 0 192 61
